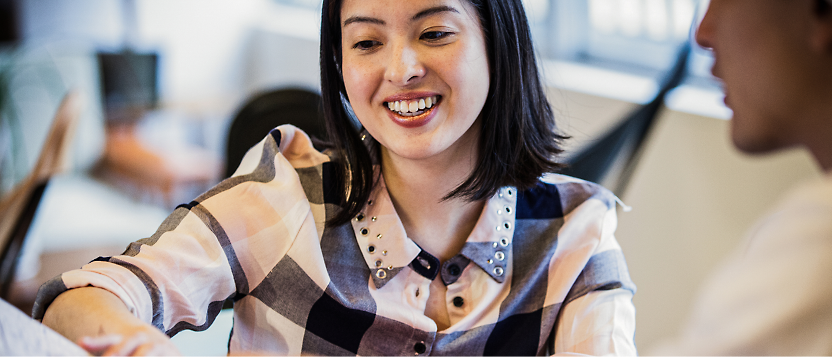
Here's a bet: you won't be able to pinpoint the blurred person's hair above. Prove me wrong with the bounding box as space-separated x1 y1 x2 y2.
820 0 832 13
319 0 568 226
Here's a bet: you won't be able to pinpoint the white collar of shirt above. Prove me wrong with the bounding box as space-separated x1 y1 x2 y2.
350 174 517 289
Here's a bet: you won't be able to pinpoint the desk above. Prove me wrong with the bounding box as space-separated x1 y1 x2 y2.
0 298 88 355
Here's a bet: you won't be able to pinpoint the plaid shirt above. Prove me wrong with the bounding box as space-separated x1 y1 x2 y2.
34 125 636 355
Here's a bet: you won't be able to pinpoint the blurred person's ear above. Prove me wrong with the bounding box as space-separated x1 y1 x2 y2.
811 0 832 53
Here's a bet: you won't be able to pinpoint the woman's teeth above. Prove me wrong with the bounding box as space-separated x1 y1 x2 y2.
386 96 439 116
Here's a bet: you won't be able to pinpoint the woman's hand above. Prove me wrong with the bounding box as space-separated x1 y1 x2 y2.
78 330 181 356
43 287 181 356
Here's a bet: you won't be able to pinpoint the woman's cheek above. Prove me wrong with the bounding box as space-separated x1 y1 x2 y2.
343 62 373 99
341 63 358 97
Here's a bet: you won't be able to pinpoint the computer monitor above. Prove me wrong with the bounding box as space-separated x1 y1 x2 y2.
0 0 17 44
97 51 158 124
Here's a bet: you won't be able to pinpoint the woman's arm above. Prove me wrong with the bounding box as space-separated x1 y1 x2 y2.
36 127 317 355
554 289 637 355
42 287 179 355
545 181 637 355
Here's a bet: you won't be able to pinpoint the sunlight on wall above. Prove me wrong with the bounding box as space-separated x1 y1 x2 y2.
589 0 696 41
136 0 267 110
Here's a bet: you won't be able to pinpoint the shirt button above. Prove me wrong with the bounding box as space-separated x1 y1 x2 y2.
453 296 464 307
448 264 461 276
414 341 427 354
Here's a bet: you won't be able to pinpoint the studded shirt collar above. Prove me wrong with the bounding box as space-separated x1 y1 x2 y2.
351 175 517 289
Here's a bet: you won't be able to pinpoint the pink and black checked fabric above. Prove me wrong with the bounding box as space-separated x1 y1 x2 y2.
34 125 636 355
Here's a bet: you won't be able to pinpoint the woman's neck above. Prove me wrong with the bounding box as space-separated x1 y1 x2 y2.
379 134 484 262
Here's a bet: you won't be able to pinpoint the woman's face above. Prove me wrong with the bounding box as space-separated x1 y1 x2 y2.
340 0 490 162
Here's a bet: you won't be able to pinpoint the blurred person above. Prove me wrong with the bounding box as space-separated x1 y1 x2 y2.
30 0 637 355
653 0 832 354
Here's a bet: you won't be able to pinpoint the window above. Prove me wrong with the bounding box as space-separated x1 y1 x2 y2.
270 0 715 83
274 0 321 8
529 0 712 80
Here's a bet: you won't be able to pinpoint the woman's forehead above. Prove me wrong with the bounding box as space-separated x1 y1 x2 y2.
339 0 473 23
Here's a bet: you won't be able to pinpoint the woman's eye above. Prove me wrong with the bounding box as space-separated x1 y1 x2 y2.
420 31 452 41
353 40 380 50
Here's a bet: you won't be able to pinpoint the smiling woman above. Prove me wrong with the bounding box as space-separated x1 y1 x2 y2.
340 0 489 167
34 0 637 355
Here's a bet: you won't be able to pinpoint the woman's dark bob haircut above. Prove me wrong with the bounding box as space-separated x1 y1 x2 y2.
320 0 567 226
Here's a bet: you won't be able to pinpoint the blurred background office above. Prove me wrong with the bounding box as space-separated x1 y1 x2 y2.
0 0 821 355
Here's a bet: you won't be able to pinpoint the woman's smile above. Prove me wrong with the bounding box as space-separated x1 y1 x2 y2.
385 95 440 117
384 95 442 128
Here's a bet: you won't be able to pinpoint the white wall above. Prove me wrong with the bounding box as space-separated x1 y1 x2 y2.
135 0 267 113
17 0 125 47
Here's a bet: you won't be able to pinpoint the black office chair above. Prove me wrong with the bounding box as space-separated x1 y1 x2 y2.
560 41 691 196
224 88 327 178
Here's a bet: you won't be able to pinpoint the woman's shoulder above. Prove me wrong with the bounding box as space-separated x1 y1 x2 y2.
268 124 333 169
231 124 332 178
515 173 620 220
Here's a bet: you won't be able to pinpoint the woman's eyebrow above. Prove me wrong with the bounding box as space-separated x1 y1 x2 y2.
412 5 460 22
342 5 460 28
343 16 385 27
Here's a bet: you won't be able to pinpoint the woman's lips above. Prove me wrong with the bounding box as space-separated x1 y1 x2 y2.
385 96 441 128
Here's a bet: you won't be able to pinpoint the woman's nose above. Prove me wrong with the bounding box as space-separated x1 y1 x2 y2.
384 43 426 86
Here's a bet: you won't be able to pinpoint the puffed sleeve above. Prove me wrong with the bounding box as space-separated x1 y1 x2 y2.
33 125 325 337
541 175 637 355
